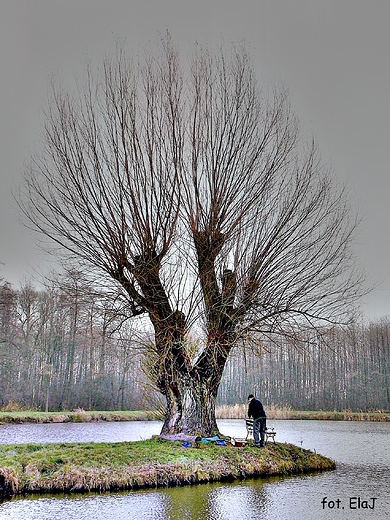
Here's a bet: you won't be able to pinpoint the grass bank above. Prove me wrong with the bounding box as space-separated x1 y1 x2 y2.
1 407 389 424
0 409 157 425
0 438 335 499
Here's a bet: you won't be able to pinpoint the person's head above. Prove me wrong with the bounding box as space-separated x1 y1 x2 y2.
248 394 254 402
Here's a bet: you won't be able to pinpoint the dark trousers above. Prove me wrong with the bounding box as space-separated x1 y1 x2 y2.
253 417 266 446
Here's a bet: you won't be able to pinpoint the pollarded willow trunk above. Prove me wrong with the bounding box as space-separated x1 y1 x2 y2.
160 375 220 436
158 337 233 436
160 228 239 436
128 248 235 437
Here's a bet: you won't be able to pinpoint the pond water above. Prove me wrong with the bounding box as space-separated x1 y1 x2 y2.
0 419 388 519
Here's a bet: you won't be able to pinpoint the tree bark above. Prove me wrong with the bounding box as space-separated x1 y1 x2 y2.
159 360 228 436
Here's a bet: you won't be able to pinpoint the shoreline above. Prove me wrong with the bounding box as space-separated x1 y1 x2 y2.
0 407 389 425
0 410 157 425
216 405 390 422
0 438 335 500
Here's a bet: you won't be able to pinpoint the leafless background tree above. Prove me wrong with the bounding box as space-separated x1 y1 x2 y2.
19 35 364 434
0 272 152 412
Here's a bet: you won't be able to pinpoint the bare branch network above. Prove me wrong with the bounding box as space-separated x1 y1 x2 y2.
19 36 365 434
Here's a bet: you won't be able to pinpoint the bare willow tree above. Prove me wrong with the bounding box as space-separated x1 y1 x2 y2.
20 35 364 435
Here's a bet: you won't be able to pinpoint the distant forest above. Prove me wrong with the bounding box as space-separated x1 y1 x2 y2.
1 270 389 412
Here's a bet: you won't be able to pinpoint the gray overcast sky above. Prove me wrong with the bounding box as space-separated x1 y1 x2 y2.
0 0 389 319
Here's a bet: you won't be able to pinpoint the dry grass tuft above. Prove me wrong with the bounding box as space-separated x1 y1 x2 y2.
215 404 389 422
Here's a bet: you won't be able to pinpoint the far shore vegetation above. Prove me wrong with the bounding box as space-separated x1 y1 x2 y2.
2 278 388 424
0 438 335 499
0 403 388 425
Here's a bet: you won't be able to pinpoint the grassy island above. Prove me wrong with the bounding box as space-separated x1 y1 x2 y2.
0 438 335 499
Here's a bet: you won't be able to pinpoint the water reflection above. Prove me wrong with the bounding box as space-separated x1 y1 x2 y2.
0 469 388 519
0 477 284 520
0 420 164 445
0 420 389 519
0 491 168 520
204 479 272 520
159 477 281 520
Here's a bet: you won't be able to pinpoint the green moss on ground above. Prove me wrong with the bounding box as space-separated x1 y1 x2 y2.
0 439 335 499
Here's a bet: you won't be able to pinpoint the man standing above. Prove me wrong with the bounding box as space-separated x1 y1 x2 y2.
248 394 267 447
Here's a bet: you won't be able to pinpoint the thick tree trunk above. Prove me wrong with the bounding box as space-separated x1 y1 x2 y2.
124 249 234 437
159 337 232 436
160 375 219 436
159 229 238 437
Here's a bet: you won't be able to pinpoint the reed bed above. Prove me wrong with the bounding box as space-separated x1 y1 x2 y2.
0 439 335 499
215 405 390 422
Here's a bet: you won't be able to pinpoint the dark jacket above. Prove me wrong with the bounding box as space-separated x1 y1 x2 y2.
248 398 266 419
